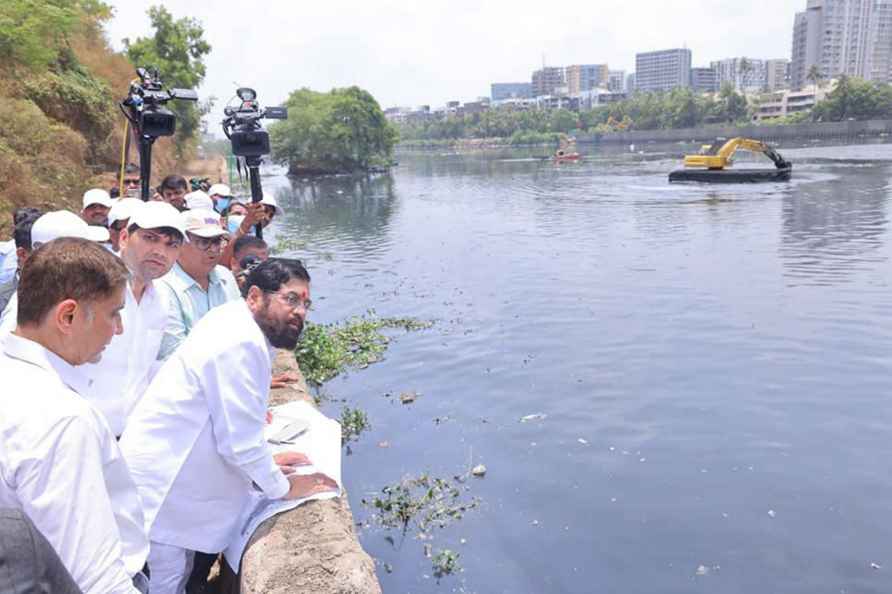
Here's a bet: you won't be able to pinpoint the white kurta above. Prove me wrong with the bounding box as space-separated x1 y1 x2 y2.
0 333 148 594
83 281 167 436
120 299 290 553
1 282 168 436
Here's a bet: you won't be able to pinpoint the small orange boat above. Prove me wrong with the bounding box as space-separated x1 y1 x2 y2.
553 149 580 162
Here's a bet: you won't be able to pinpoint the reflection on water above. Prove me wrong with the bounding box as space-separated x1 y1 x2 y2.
266 142 892 594
780 168 888 286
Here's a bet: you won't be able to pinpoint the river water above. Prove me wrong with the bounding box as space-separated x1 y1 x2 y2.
263 141 892 594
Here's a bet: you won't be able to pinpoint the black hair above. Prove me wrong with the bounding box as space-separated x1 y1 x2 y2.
126 223 184 242
12 207 41 227
233 235 267 258
109 186 120 198
242 258 309 298
13 210 42 250
159 175 188 192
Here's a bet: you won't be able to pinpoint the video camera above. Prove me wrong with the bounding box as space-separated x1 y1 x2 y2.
120 67 198 201
122 67 198 138
222 88 288 158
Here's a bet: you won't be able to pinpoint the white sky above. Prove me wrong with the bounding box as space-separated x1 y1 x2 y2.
105 0 802 121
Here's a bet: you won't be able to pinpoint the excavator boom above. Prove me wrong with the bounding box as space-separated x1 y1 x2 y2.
682 137 789 170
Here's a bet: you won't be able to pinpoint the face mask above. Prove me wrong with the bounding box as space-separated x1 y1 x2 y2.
227 215 246 234
215 197 232 213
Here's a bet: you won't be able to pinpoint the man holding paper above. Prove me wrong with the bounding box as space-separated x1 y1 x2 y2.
120 258 337 594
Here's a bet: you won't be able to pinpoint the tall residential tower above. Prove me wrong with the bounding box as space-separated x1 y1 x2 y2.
791 0 892 90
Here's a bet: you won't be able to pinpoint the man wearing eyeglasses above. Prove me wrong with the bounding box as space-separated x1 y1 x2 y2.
120 259 333 594
157 209 241 360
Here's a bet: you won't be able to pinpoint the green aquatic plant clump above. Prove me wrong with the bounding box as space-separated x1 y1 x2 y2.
432 549 461 579
362 473 480 534
294 314 432 385
340 406 370 444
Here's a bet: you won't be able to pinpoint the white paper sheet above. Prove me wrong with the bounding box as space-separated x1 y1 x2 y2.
223 400 342 572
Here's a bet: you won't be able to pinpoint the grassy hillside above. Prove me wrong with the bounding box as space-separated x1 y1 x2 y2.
0 1 180 233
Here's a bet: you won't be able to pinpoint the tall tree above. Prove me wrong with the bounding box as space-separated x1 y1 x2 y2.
124 6 210 158
806 64 823 95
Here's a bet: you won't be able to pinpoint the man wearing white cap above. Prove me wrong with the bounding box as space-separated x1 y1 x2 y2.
81 188 115 227
83 202 185 436
184 190 214 212
207 183 232 214
0 211 110 338
107 198 143 253
157 209 240 360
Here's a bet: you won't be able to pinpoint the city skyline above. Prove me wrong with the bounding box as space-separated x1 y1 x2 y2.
106 0 803 116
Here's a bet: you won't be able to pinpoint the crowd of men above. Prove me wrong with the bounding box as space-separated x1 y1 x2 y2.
0 174 335 593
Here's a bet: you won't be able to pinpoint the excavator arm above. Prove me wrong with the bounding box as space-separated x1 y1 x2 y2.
683 138 789 170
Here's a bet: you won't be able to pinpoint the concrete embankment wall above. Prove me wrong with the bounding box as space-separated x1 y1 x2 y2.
218 352 382 594
580 119 892 145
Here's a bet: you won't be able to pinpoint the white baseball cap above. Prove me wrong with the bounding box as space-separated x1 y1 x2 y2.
129 201 187 238
82 188 114 209
107 198 143 228
185 190 214 211
260 195 284 216
208 183 231 197
181 209 227 238
31 210 110 246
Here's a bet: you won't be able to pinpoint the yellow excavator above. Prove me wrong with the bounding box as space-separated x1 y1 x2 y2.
669 137 792 183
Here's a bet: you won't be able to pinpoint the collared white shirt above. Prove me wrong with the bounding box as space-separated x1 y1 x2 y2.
120 299 289 553
0 282 166 436
84 281 168 436
0 239 16 286
156 262 241 360
0 333 148 594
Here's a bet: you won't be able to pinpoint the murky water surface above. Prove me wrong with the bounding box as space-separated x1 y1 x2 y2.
264 142 892 594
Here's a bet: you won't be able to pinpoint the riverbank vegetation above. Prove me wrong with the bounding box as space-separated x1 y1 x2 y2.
397 78 892 145
294 314 431 385
0 1 210 228
270 87 398 175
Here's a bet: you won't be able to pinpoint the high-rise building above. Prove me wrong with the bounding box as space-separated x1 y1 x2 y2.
711 58 768 92
765 59 791 91
635 48 692 92
608 70 626 92
791 0 892 90
491 82 533 101
565 64 609 94
691 67 718 93
626 73 637 93
531 66 566 97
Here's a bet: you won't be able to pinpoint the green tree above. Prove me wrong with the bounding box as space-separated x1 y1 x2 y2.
806 65 823 94
811 76 892 121
270 86 397 174
0 0 110 70
124 6 211 158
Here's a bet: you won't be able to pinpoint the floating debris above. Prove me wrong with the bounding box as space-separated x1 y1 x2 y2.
400 391 418 404
871 562 882 570
471 464 487 477
520 413 547 423
695 565 710 576
378 441 390 448
432 549 460 579
577 438 588 445
767 509 776 518
384 563 393 574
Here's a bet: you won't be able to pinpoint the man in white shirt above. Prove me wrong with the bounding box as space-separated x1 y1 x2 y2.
157 208 241 360
84 201 185 436
0 210 109 338
0 237 149 594
80 188 114 228
0 208 41 286
121 258 335 594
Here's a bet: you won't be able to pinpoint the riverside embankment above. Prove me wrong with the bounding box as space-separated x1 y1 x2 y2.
219 351 381 594
584 118 892 144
